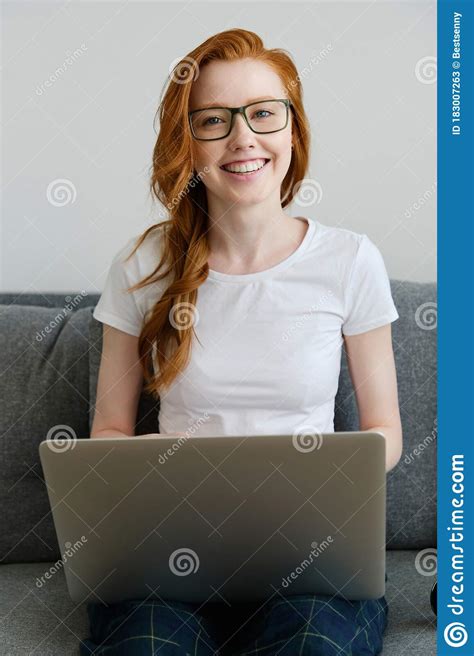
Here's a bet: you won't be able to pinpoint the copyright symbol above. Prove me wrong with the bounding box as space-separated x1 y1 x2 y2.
453 61 460 69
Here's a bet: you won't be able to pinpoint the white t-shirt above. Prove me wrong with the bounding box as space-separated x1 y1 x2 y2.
93 218 399 437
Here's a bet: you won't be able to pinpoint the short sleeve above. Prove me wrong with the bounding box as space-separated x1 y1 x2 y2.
342 234 399 336
93 239 144 337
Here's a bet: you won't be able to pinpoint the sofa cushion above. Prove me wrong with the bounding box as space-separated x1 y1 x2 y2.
0 303 93 565
335 280 437 549
0 550 436 655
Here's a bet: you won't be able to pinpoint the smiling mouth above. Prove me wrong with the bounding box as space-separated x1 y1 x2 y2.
219 158 271 175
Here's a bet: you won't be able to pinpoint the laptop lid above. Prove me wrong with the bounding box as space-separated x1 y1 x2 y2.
38 431 386 605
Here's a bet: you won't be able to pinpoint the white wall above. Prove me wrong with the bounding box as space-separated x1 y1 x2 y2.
1 0 436 293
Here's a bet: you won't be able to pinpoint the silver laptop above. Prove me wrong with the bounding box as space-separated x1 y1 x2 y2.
38 431 386 606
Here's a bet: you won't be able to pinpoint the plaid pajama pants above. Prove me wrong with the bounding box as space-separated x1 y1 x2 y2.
79 576 388 656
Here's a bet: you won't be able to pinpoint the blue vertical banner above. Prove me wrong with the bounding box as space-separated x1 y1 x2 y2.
438 0 473 654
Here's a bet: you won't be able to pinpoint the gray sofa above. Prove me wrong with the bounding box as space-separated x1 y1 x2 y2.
0 282 437 655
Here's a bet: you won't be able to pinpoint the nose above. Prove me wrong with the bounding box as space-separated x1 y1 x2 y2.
228 112 256 148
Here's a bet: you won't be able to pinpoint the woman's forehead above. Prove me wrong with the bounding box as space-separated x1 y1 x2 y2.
189 59 286 108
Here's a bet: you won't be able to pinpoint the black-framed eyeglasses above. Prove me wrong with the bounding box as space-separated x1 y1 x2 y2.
188 99 292 141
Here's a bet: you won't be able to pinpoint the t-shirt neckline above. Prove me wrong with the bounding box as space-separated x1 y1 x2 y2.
206 217 317 284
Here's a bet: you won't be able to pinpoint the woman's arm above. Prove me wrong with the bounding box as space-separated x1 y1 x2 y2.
90 325 188 439
90 325 145 438
343 323 403 473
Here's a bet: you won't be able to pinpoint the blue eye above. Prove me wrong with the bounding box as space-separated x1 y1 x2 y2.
254 110 272 119
203 116 223 126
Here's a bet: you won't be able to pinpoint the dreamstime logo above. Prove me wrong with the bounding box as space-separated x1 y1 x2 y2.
444 622 468 648
281 290 334 342
404 417 437 465
292 426 324 453
157 412 210 465
415 548 437 576
169 302 199 330
281 537 333 588
285 44 333 91
35 43 88 95
169 56 200 84
415 56 437 84
35 535 87 588
292 178 323 207
169 548 200 576
166 166 210 210
403 182 437 219
45 425 77 452
46 178 77 207
35 291 87 342
415 301 437 330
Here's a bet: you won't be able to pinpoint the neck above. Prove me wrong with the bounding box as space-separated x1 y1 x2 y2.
206 211 309 274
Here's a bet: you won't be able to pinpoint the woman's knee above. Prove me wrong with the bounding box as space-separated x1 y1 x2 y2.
258 594 388 656
81 598 218 655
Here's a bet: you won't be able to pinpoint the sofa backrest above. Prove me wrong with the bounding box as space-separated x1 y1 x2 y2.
0 281 436 564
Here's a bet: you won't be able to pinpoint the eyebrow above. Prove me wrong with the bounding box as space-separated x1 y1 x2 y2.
192 96 282 110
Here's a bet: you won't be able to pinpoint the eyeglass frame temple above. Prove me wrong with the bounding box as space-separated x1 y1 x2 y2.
188 99 292 141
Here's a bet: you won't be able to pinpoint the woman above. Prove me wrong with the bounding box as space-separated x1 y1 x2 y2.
81 28 402 656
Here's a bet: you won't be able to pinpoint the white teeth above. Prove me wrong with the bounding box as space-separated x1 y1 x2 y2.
222 158 267 173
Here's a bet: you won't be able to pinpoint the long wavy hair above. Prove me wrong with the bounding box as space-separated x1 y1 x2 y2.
124 28 311 399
